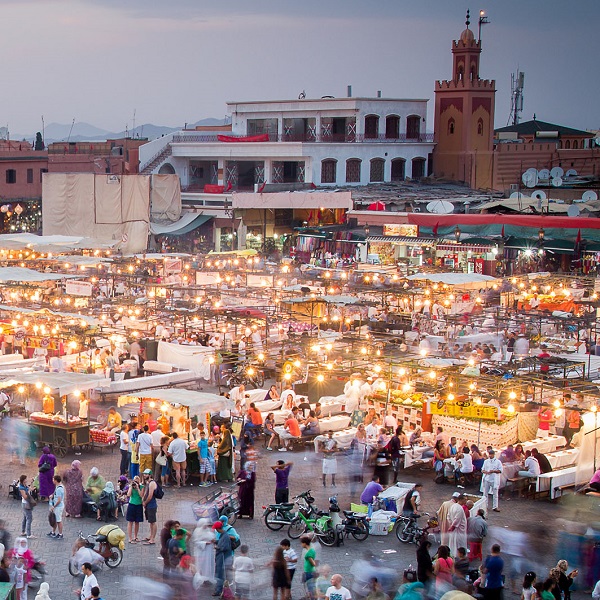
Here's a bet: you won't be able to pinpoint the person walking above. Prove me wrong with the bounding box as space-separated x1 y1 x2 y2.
141 469 158 545
301 536 317 600
63 460 83 518
481 449 503 512
447 495 468 557
233 544 254 600
78 562 98 600
433 545 454 596
167 432 189 488
118 424 130 477
269 546 291 600
38 447 57 501
271 460 293 503
467 508 488 562
47 475 65 539
216 424 234 482
213 521 233 597
325 574 352 600
280 539 297 587
18 475 35 538
483 544 505 600
136 425 154 474
125 475 143 544
321 431 338 487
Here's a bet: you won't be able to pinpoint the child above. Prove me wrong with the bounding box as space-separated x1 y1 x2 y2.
14 557 27 600
232 544 254 600
167 529 185 570
208 444 217 485
89 586 105 600
170 521 191 555
522 572 537 600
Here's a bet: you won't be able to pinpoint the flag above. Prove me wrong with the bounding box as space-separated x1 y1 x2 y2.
310 182 317 189
433 222 439 236
225 181 232 192
258 181 266 193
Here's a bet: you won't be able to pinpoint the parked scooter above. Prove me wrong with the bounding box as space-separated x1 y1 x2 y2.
263 490 317 531
314 496 370 547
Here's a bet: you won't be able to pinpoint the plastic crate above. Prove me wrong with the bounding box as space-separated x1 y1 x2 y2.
370 519 391 536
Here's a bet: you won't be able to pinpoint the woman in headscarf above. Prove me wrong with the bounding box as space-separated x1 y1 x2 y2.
216 424 233 482
192 518 215 586
550 560 578 600
96 481 117 521
34 582 52 600
8 537 35 599
85 467 106 503
62 460 83 518
236 466 256 519
37 446 57 500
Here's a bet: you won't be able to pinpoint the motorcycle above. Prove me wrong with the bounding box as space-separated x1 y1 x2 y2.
395 513 438 544
263 490 316 531
68 529 124 576
317 496 370 547
225 362 265 389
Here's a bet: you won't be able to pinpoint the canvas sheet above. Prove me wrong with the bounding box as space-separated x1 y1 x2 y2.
157 341 213 380
150 174 181 223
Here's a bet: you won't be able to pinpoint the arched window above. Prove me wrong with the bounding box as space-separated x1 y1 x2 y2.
345 159 361 183
158 163 176 175
321 159 337 184
411 158 426 180
406 115 421 139
364 115 379 139
477 118 484 136
565 140 571 149
573 140 578 149
391 158 406 181
370 158 385 182
385 115 400 139
448 118 455 135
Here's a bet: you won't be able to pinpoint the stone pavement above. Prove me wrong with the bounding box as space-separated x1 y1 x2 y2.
0 416 597 599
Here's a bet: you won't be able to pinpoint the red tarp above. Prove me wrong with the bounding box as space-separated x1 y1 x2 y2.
204 184 225 194
368 201 386 211
217 134 270 143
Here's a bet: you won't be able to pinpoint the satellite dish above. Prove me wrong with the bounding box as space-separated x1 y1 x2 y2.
525 172 538 188
509 192 526 199
550 166 564 178
551 177 563 187
582 190 598 202
531 190 547 200
426 200 454 214
594 137 600 147
538 169 550 180
565 169 578 177
567 205 580 217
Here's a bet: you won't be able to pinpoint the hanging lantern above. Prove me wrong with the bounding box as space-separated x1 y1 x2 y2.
14 204 23 215
0 205 8 213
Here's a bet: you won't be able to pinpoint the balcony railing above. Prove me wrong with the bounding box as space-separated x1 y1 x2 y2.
172 132 434 144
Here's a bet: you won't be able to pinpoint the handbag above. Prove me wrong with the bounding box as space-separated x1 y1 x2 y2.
27 493 37 508
156 453 167 466
48 510 57 527
39 461 51 473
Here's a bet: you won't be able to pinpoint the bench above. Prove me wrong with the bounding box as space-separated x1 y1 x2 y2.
91 440 117 454
536 466 578 500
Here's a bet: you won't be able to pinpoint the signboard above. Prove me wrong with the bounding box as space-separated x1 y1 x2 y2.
247 274 274 288
428 400 500 421
195 272 221 286
163 258 182 275
383 224 418 237
65 280 93 297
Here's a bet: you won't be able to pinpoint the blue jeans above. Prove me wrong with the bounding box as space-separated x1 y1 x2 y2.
22 507 32 536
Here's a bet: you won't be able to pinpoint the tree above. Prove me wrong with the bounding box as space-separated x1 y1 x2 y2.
34 132 44 151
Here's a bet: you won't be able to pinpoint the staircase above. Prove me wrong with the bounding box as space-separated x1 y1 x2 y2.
140 144 172 174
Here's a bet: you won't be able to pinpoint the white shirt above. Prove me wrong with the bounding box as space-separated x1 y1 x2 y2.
81 572 98 600
481 457 503 488
459 454 473 474
230 387 246 405
137 432 153 455
383 415 398 429
523 456 541 476
232 555 254 585
119 430 129 451
592 580 600 600
365 423 380 441
151 429 164 448
326 585 352 600
168 437 189 462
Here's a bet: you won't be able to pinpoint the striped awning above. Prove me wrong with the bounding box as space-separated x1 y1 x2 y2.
368 236 437 246
436 243 494 252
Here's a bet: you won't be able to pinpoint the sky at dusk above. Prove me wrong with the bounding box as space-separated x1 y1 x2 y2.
2 0 599 135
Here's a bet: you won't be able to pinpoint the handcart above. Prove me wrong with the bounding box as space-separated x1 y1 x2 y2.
192 485 240 525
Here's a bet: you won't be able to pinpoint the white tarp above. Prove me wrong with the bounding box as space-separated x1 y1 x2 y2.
0 267 78 283
0 372 109 395
407 273 498 286
97 371 199 395
157 341 213 380
42 173 151 254
150 174 181 223
117 388 230 417
232 191 353 210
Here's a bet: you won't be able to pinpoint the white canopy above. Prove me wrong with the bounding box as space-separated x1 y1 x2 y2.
0 267 79 283
117 388 231 417
0 305 99 327
0 372 109 395
407 273 498 287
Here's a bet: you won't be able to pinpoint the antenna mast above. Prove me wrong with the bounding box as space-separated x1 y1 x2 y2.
508 70 525 126
67 118 76 143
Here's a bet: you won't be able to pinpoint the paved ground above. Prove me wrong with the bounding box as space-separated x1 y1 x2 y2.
1 401 599 599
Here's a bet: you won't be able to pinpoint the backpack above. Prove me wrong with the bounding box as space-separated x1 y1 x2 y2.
154 482 164 499
224 525 240 550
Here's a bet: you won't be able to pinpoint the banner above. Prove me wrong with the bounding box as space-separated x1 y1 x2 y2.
428 400 500 421
65 280 93 297
163 258 182 275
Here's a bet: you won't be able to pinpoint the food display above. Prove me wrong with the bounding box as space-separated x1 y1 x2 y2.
90 429 117 444
29 411 83 426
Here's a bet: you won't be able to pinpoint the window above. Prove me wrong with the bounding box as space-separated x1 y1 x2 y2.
385 115 400 139
345 159 361 183
411 158 426 179
364 115 379 139
448 118 455 135
27 169 33 184
406 115 421 139
370 158 385 182
565 140 571 149
573 140 578 149
5 169 16 184
321 159 337 184
40 168 48 183
391 158 406 181
477 118 484 136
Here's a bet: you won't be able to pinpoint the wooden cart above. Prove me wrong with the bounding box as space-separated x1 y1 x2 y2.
31 421 90 458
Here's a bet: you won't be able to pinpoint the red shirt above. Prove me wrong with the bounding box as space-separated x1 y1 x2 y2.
285 417 301 437
538 408 552 431
249 409 263 426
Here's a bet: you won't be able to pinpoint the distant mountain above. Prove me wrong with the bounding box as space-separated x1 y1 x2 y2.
11 118 227 144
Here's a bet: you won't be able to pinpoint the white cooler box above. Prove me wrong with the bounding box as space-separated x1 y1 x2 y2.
369 510 396 536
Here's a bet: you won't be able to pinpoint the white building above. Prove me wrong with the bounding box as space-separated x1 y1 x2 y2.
138 96 434 250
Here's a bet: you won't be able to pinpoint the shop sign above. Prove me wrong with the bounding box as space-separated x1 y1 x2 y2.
65 280 93 297
428 400 500 421
163 259 182 274
41 337 50 348
383 224 418 237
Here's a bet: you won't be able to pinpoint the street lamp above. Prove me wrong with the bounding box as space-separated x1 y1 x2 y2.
454 226 461 242
478 10 490 42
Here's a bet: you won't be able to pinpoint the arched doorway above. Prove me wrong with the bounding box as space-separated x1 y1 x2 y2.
364 115 380 139
411 158 426 179
158 163 176 174
391 158 406 181
385 115 400 139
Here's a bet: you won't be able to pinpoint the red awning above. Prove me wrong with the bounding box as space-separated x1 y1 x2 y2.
217 134 270 143
368 201 386 211
405 213 600 230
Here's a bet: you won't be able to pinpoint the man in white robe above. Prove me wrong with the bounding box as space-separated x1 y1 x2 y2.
448 495 468 556
437 493 459 547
